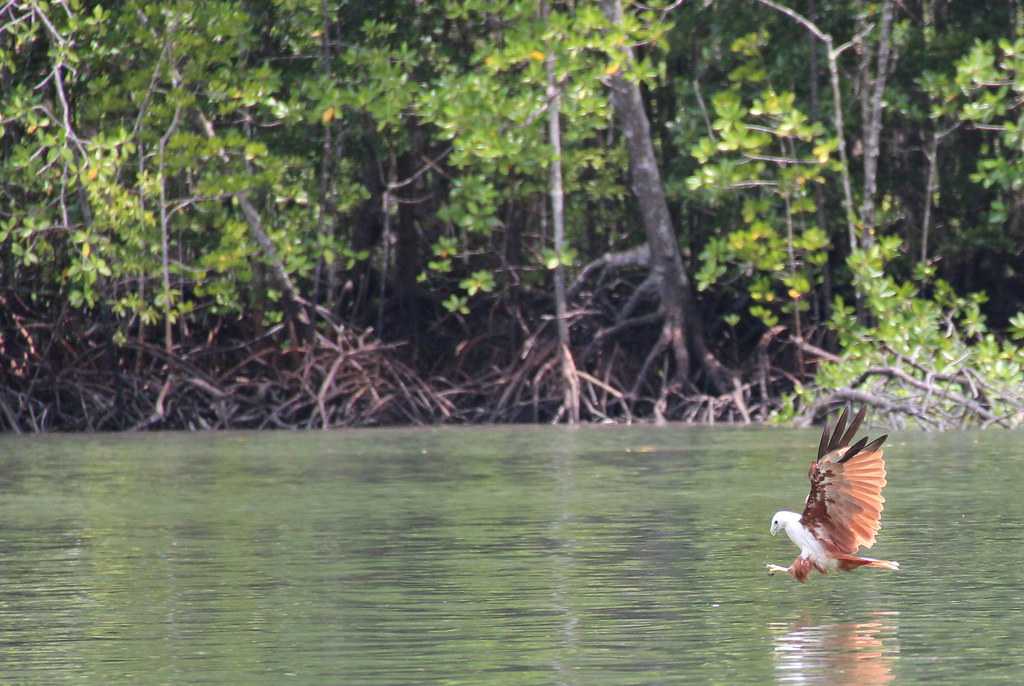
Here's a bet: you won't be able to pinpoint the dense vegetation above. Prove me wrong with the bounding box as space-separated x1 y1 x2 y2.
3 0 1024 430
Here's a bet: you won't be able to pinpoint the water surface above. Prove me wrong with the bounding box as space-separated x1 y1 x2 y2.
0 425 1018 683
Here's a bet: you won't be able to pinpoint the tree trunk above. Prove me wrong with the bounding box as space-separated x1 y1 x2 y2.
807 0 832 319
921 130 939 264
313 0 337 310
544 2 579 423
859 0 895 247
599 0 691 386
157 102 182 354
197 111 313 344
752 0 859 254
395 154 423 345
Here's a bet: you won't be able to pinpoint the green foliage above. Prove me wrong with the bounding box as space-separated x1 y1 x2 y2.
443 293 470 315
780 238 1024 423
436 176 501 235
945 39 1024 231
459 270 495 296
541 247 578 270
413 1 637 313
687 34 834 328
0 0 360 331
4 0 1024 428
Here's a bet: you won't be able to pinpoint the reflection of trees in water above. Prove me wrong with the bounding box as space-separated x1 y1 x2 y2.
770 612 899 685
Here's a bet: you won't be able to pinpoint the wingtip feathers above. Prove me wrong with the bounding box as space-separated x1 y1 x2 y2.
827 407 850 453
839 406 867 447
817 419 830 461
820 407 887 464
803 406 892 555
838 436 869 463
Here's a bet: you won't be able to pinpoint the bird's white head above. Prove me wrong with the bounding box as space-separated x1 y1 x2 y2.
770 510 799 536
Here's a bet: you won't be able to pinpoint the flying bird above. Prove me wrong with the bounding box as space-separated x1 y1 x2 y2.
767 406 899 582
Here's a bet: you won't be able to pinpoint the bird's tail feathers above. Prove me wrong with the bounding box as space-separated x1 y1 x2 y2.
835 553 900 572
863 558 899 571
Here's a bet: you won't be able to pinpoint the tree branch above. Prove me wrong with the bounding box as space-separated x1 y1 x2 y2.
752 0 859 252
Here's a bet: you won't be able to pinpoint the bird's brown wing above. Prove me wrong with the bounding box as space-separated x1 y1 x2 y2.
801 408 889 555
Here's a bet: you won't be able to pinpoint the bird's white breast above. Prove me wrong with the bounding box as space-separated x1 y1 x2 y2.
784 519 830 564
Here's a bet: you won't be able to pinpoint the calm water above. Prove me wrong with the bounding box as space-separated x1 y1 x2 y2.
0 425 1019 683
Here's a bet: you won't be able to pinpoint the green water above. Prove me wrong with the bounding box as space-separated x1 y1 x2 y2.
0 425 1019 683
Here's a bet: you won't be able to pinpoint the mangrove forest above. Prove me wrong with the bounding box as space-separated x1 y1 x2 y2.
3 0 1024 431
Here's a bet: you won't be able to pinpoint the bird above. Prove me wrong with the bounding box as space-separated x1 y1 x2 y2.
767 406 899 582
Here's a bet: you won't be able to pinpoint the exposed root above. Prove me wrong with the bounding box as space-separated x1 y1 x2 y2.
0 320 454 431
792 341 1024 429
9 272 996 430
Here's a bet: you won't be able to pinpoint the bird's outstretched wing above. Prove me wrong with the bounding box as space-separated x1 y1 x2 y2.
801 407 889 555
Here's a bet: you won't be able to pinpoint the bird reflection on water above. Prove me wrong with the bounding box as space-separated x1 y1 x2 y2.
770 612 899 685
